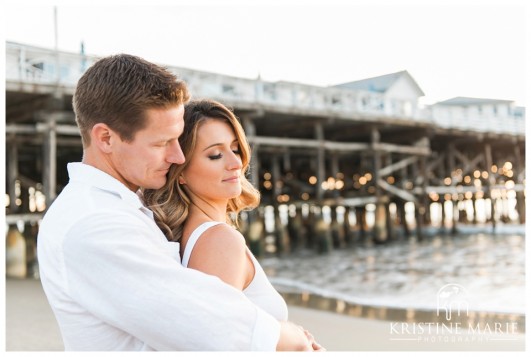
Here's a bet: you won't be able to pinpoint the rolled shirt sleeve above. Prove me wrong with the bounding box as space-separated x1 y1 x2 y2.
251 308 282 351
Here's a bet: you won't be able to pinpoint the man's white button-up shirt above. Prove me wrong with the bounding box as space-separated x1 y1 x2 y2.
37 162 280 351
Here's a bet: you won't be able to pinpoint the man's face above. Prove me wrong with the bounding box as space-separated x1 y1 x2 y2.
111 105 185 191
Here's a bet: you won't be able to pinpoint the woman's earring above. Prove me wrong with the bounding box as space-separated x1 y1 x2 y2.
178 176 186 185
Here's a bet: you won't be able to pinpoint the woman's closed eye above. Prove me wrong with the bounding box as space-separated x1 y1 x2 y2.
208 149 241 160
208 153 223 160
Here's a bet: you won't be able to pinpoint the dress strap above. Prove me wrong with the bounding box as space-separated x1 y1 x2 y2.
181 221 223 267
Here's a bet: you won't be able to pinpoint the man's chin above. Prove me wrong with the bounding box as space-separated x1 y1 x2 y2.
144 180 167 190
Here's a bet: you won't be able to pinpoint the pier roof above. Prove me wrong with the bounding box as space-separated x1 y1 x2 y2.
435 97 514 106
332 70 425 97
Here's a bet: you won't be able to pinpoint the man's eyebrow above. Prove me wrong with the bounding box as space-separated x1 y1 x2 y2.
151 137 177 143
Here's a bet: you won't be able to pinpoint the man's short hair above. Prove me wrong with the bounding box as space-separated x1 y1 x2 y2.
73 54 190 146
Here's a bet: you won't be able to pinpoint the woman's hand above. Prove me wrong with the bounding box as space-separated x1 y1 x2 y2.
300 325 326 352
277 321 313 351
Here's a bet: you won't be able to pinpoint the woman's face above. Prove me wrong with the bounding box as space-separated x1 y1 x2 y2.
181 119 243 205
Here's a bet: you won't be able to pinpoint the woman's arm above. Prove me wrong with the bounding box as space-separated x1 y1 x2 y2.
186 223 325 352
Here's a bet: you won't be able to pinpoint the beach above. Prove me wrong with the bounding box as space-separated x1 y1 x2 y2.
4 278 525 352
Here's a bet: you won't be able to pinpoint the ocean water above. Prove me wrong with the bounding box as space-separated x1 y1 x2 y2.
261 226 526 315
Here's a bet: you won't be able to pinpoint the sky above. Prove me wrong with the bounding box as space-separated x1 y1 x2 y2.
2 0 528 106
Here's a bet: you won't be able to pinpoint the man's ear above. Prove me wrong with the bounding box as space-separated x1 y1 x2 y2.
90 123 116 153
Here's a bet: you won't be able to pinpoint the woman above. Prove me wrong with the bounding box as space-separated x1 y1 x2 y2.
144 99 323 350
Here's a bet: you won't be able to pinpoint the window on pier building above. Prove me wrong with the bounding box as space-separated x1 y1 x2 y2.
263 83 276 100
514 108 524 119
222 84 236 96
31 62 44 71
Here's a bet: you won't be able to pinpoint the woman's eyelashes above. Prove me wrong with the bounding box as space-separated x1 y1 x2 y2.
207 148 241 160
208 153 223 160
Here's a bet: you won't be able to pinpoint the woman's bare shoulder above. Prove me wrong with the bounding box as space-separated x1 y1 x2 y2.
188 222 252 290
199 223 246 247
192 223 247 262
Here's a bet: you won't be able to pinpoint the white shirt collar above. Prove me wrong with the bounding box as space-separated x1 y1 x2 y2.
67 162 153 218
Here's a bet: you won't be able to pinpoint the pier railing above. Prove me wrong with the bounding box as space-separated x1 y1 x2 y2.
6 41 525 135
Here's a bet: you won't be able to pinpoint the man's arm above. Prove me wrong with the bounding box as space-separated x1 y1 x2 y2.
62 211 279 350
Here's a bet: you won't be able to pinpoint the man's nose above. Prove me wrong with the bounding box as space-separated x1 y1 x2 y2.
167 141 185 164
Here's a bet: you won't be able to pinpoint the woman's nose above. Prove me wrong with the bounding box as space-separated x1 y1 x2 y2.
227 151 243 170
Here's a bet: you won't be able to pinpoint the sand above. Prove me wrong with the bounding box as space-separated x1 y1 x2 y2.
4 278 526 352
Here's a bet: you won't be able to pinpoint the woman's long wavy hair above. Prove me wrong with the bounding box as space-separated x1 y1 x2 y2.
143 99 260 242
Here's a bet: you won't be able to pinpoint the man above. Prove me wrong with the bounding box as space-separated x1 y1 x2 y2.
37 54 312 351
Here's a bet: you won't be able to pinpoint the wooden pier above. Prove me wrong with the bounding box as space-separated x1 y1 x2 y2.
5 41 525 270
